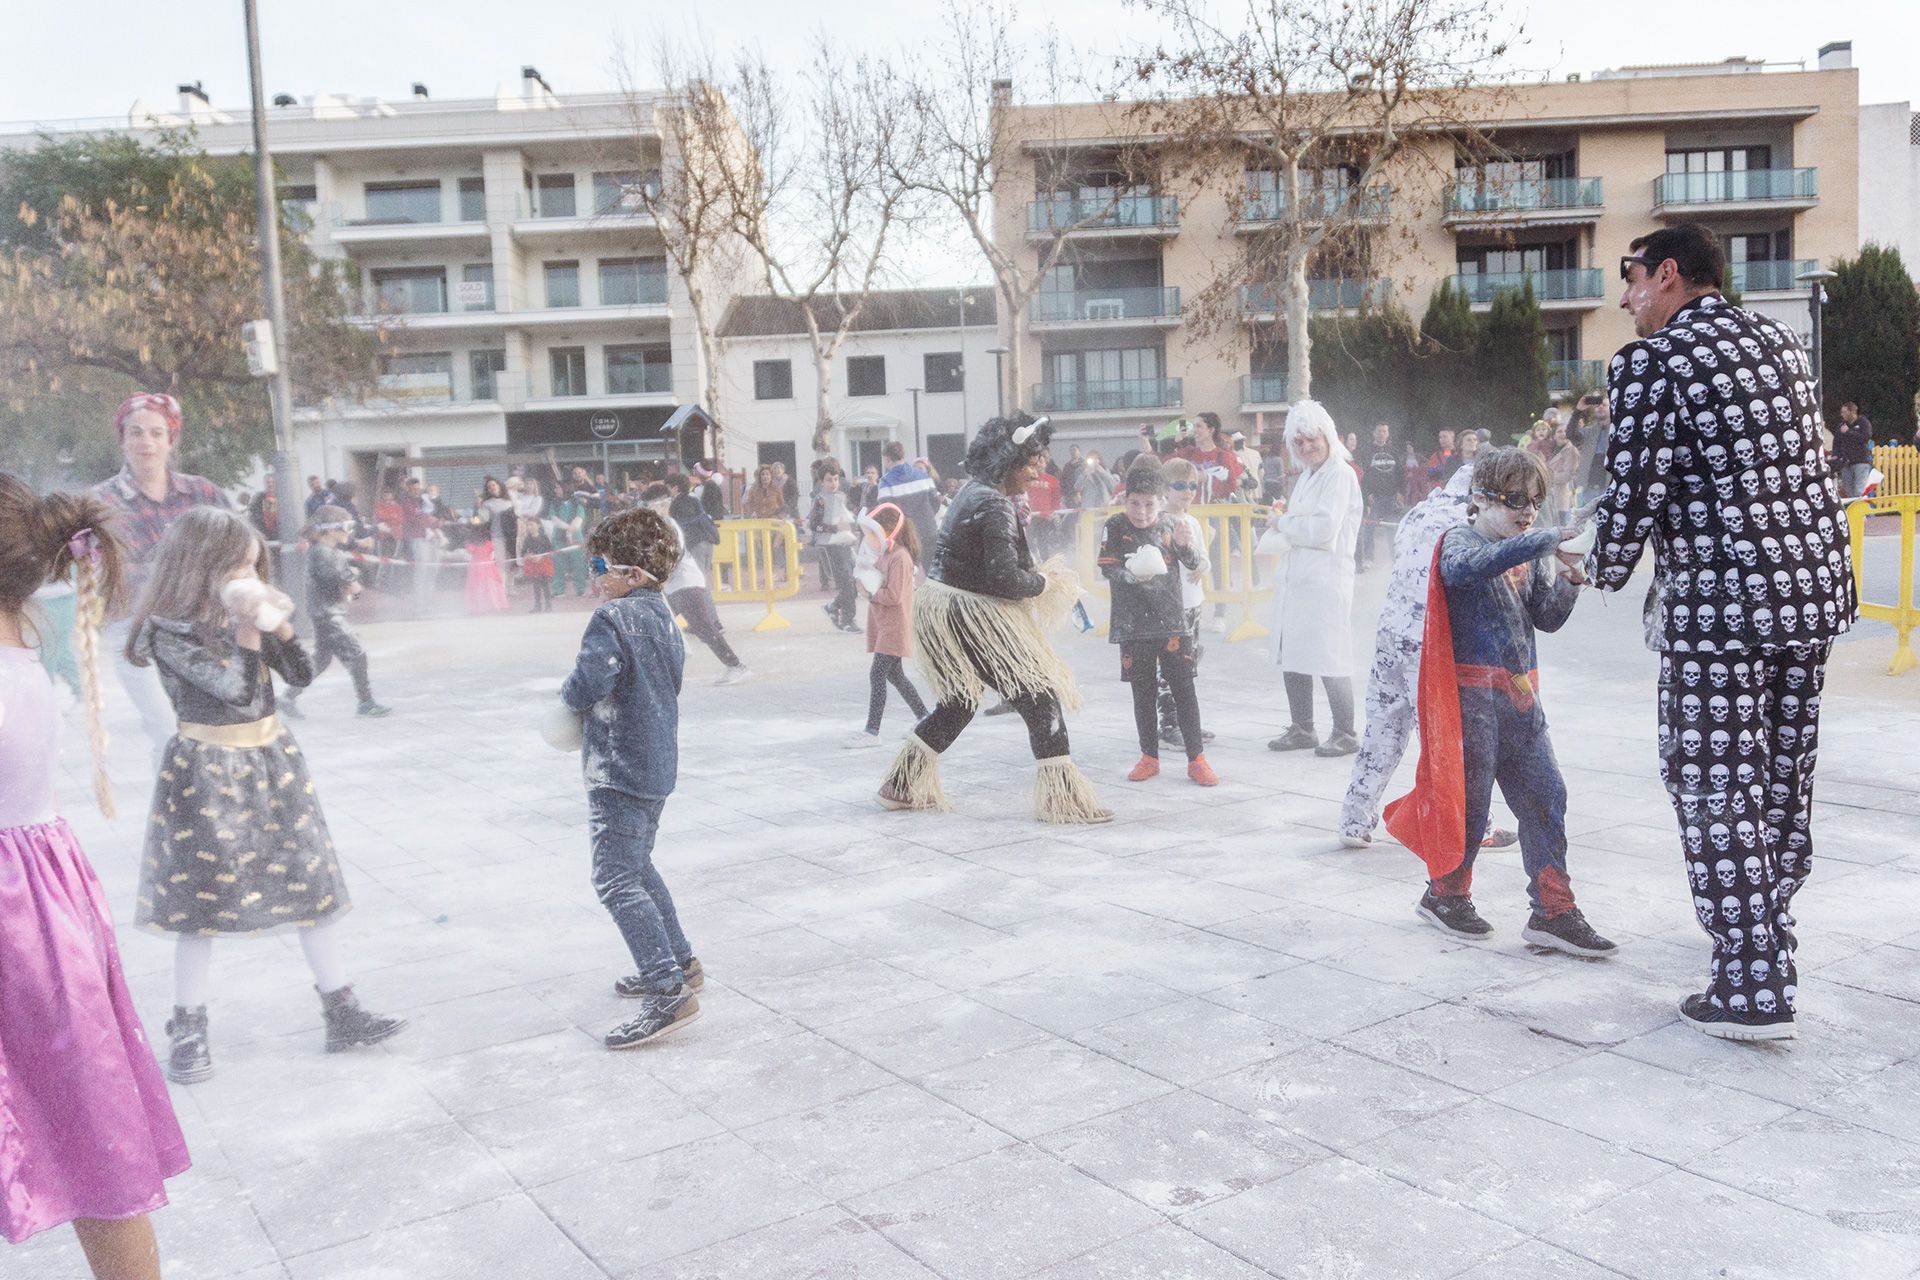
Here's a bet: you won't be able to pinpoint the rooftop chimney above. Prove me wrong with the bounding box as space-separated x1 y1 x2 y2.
177 81 209 112
521 65 552 96
271 93 296 108
1818 41 1852 70
412 82 430 99
991 78 1013 111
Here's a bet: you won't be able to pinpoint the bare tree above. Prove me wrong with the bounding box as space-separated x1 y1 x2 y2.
1128 0 1520 399
691 39 924 457
602 38 752 464
897 0 1156 414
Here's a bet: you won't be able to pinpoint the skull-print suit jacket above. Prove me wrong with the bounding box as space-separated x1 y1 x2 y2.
1588 293 1856 652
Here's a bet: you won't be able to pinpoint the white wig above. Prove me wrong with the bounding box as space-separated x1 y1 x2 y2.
1284 399 1352 467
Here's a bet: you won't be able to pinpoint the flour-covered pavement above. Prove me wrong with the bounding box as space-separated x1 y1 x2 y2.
18 560 1920 1280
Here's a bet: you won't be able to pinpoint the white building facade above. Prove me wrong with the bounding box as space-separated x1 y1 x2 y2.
1860 100 1920 281
716 290 1001 483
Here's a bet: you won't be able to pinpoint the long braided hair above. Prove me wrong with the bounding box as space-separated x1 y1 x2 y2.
0 473 129 816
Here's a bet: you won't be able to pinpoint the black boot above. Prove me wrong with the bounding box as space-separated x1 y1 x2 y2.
165 1005 213 1084
318 984 409 1053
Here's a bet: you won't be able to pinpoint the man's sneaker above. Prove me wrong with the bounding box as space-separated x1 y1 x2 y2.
1679 992 1796 1043
1481 828 1518 849
1187 755 1219 787
617 957 704 997
846 731 882 750
1314 731 1360 758
716 665 752 687
1416 890 1493 940
605 987 701 1049
1159 723 1185 751
357 701 392 717
1521 908 1618 958
1340 831 1373 849
1268 725 1319 752
1127 755 1161 782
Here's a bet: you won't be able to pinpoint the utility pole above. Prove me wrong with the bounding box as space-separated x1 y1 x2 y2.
1798 268 1839 400
907 387 923 460
986 346 1008 417
242 0 305 613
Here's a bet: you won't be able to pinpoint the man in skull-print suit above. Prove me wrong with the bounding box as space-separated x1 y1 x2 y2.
1591 222 1854 1043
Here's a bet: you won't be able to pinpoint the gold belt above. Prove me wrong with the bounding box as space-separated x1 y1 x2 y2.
177 716 281 748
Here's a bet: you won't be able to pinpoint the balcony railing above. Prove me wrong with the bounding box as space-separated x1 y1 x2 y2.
1453 268 1605 304
1241 373 1290 404
1653 168 1818 207
1239 186 1391 222
1445 177 1603 215
1025 194 1179 234
1240 279 1391 313
1547 360 1606 395
1729 258 1818 294
1030 286 1180 323
1031 377 1182 412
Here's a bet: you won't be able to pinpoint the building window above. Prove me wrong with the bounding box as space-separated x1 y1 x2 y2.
371 267 447 315
470 349 506 401
1456 240 1577 274
598 257 667 306
606 344 673 395
754 359 793 401
593 171 661 214
278 184 317 230
846 355 886 397
924 352 964 394
544 261 581 308
549 347 588 397
536 173 577 218
459 264 494 312
364 180 441 224
457 177 486 222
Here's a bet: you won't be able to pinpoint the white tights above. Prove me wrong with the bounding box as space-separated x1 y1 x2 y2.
172 920 350 1008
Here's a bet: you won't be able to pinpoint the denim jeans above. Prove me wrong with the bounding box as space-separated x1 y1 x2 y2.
1432 689 1573 917
587 789 690 994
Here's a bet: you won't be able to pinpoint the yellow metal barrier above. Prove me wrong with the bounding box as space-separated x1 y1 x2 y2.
1071 503 1276 642
1846 492 1918 675
1872 445 1920 498
710 519 802 631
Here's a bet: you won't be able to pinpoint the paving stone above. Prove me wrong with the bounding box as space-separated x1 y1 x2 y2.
1197 1043 1474 1151
920 1038 1174 1140
283 1194 602 1279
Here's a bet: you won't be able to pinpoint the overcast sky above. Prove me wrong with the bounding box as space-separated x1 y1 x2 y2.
6 0 1913 125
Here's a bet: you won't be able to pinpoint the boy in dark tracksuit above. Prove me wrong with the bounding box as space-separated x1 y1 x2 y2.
1098 459 1216 786
286 505 389 718
1388 448 1611 955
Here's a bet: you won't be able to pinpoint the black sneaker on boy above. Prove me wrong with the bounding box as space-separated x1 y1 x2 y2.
605 987 701 1050
1521 908 1618 958
1416 890 1493 940
616 957 704 996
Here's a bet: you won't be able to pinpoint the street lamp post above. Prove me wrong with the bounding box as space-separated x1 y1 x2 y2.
986 346 1008 417
907 387 923 460
242 0 305 615
1797 267 1839 399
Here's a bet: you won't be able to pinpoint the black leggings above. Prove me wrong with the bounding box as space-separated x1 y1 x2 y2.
1132 652 1201 760
913 620 1069 760
1284 671 1355 736
669 587 742 668
308 612 373 703
867 654 929 734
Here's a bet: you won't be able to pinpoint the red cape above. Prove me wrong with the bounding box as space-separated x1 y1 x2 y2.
1384 544 1466 881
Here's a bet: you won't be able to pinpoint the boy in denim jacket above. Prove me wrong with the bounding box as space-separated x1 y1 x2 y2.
561 509 705 1048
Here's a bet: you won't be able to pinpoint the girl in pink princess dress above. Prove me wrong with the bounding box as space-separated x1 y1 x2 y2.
0 472 188 1278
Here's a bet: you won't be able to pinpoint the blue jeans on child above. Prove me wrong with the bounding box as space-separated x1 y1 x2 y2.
588 789 691 994
1434 689 1575 916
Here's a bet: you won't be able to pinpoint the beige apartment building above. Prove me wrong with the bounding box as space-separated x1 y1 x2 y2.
990 45 1861 451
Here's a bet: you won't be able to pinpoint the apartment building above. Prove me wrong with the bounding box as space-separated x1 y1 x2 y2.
717 288 999 484
990 44 1862 452
36 70 752 499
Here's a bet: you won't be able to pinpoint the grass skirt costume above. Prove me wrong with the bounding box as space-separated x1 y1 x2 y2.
881 416 1106 824
0 648 189 1243
133 620 349 937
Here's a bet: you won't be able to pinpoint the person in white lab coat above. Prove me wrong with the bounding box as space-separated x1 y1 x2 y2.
1261 400 1362 756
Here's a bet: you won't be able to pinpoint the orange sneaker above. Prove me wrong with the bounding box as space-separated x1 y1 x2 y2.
1187 755 1219 787
1127 755 1161 782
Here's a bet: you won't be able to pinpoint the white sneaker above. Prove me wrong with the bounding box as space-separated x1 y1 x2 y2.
715 666 752 687
1340 832 1373 849
845 731 881 750
1210 615 1229 634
